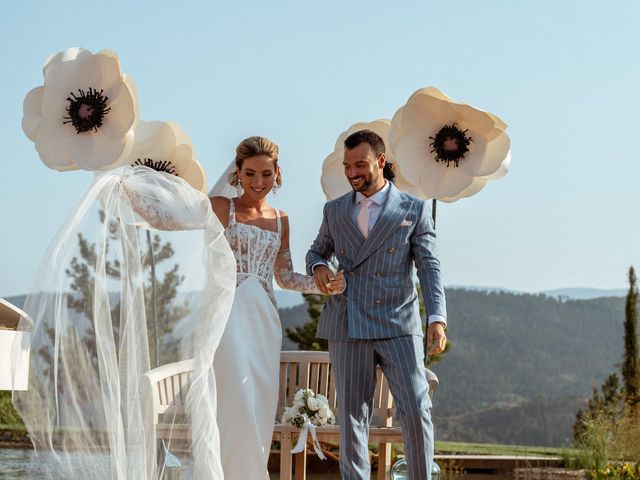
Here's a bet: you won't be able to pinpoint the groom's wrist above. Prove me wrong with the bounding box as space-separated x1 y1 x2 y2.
428 314 447 328
311 262 328 273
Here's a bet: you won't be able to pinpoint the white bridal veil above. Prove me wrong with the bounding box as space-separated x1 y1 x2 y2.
12 166 236 479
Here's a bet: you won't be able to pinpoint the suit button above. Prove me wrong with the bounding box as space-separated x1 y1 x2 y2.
340 249 346 254
350 271 355 276
375 272 382 277
387 247 396 253
375 298 382 304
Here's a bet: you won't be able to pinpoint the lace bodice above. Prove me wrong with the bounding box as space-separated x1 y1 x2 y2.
224 199 282 306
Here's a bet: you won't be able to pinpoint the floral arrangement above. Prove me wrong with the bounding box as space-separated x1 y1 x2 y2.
281 388 336 428
281 388 335 459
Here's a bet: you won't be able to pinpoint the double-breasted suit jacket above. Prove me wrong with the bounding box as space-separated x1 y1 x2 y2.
306 183 446 340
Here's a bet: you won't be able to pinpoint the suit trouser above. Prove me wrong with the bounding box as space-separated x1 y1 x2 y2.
328 335 434 480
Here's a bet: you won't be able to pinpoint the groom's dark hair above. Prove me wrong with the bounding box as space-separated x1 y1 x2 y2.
344 130 395 182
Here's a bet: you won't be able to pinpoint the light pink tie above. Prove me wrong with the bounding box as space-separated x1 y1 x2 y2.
357 198 372 238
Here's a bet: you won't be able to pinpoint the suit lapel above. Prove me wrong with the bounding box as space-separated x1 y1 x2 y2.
336 192 366 254
353 184 412 268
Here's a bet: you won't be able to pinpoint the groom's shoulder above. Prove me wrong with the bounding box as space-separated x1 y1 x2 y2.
325 191 352 210
391 184 427 206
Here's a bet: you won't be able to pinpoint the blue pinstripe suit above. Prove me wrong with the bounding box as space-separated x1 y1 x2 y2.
306 183 446 479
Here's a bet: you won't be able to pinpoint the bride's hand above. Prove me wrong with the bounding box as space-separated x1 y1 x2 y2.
326 271 346 295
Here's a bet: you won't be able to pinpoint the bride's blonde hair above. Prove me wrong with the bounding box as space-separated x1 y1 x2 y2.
228 136 282 188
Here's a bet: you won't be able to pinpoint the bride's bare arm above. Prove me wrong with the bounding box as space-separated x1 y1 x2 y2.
274 212 344 294
209 196 230 228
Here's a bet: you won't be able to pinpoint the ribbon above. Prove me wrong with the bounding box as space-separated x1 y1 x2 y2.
290 420 326 460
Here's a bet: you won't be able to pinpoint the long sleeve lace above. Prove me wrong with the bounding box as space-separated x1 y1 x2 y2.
275 249 325 294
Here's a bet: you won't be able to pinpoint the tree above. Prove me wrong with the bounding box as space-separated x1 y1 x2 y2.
622 266 639 405
573 373 622 440
286 293 328 351
64 210 190 368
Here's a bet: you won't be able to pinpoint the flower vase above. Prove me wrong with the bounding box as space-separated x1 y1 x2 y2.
391 457 441 480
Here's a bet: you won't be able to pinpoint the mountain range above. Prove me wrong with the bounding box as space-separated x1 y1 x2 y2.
3 286 630 447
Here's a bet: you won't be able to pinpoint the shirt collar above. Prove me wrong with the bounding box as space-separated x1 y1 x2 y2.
355 180 390 206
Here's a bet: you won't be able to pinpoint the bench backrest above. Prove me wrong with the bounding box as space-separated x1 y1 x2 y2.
144 358 194 424
277 351 395 427
144 351 437 429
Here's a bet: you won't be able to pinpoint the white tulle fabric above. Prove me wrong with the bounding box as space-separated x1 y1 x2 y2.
208 159 238 200
12 166 236 479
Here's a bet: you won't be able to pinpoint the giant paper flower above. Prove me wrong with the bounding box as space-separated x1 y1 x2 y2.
22 47 138 171
388 87 510 202
320 119 417 201
118 120 206 193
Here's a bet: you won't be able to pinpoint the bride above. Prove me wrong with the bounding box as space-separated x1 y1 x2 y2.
209 136 345 479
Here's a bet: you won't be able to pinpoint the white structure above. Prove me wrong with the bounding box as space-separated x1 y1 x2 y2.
0 298 31 391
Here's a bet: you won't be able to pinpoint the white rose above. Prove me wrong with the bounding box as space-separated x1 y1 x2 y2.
319 405 331 419
307 397 320 411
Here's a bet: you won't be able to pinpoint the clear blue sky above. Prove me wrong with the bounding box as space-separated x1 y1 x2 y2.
1 0 639 297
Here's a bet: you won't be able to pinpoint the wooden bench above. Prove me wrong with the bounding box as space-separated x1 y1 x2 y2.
144 351 438 480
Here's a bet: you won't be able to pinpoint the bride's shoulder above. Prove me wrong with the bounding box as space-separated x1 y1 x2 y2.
209 196 232 226
276 209 290 233
210 195 233 208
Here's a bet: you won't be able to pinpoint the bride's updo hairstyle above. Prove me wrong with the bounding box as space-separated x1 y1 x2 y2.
228 136 282 189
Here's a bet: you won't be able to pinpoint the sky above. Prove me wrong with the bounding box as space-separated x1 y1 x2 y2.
1 0 639 298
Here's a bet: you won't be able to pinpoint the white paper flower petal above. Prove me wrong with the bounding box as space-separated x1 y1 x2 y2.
167 121 192 147
22 87 43 141
76 131 132 171
35 120 78 171
43 47 88 76
460 132 510 177
440 178 487 203
484 150 511 180
389 86 510 202
100 81 138 139
132 121 178 159
454 103 500 139
392 131 430 182
419 156 473 199
394 167 427 198
420 86 453 102
321 151 351 201
71 53 121 92
174 144 206 193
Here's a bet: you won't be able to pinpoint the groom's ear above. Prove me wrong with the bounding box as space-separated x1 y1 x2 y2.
377 152 386 169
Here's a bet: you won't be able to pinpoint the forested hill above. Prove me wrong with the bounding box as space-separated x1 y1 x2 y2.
279 288 627 447
5 289 627 446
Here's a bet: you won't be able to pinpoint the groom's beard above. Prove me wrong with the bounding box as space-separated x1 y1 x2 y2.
349 171 379 193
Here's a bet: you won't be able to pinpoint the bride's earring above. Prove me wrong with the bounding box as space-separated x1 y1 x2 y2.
271 171 281 195
235 181 243 195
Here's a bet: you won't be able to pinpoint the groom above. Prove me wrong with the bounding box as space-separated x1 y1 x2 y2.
306 130 447 479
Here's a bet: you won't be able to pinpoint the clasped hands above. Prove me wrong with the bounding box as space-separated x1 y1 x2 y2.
313 265 346 295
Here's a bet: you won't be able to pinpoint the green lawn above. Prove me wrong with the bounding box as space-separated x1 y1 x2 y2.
434 440 569 457
386 440 571 457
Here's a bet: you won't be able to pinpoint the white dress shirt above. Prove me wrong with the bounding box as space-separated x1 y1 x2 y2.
353 181 390 233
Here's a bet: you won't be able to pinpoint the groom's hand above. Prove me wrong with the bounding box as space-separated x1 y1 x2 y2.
427 322 447 356
312 265 333 295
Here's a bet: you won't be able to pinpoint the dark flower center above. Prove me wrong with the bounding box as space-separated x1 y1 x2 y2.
63 88 111 134
429 124 472 167
132 158 178 176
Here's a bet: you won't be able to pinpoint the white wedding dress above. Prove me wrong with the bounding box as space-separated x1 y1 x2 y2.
213 198 321 479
